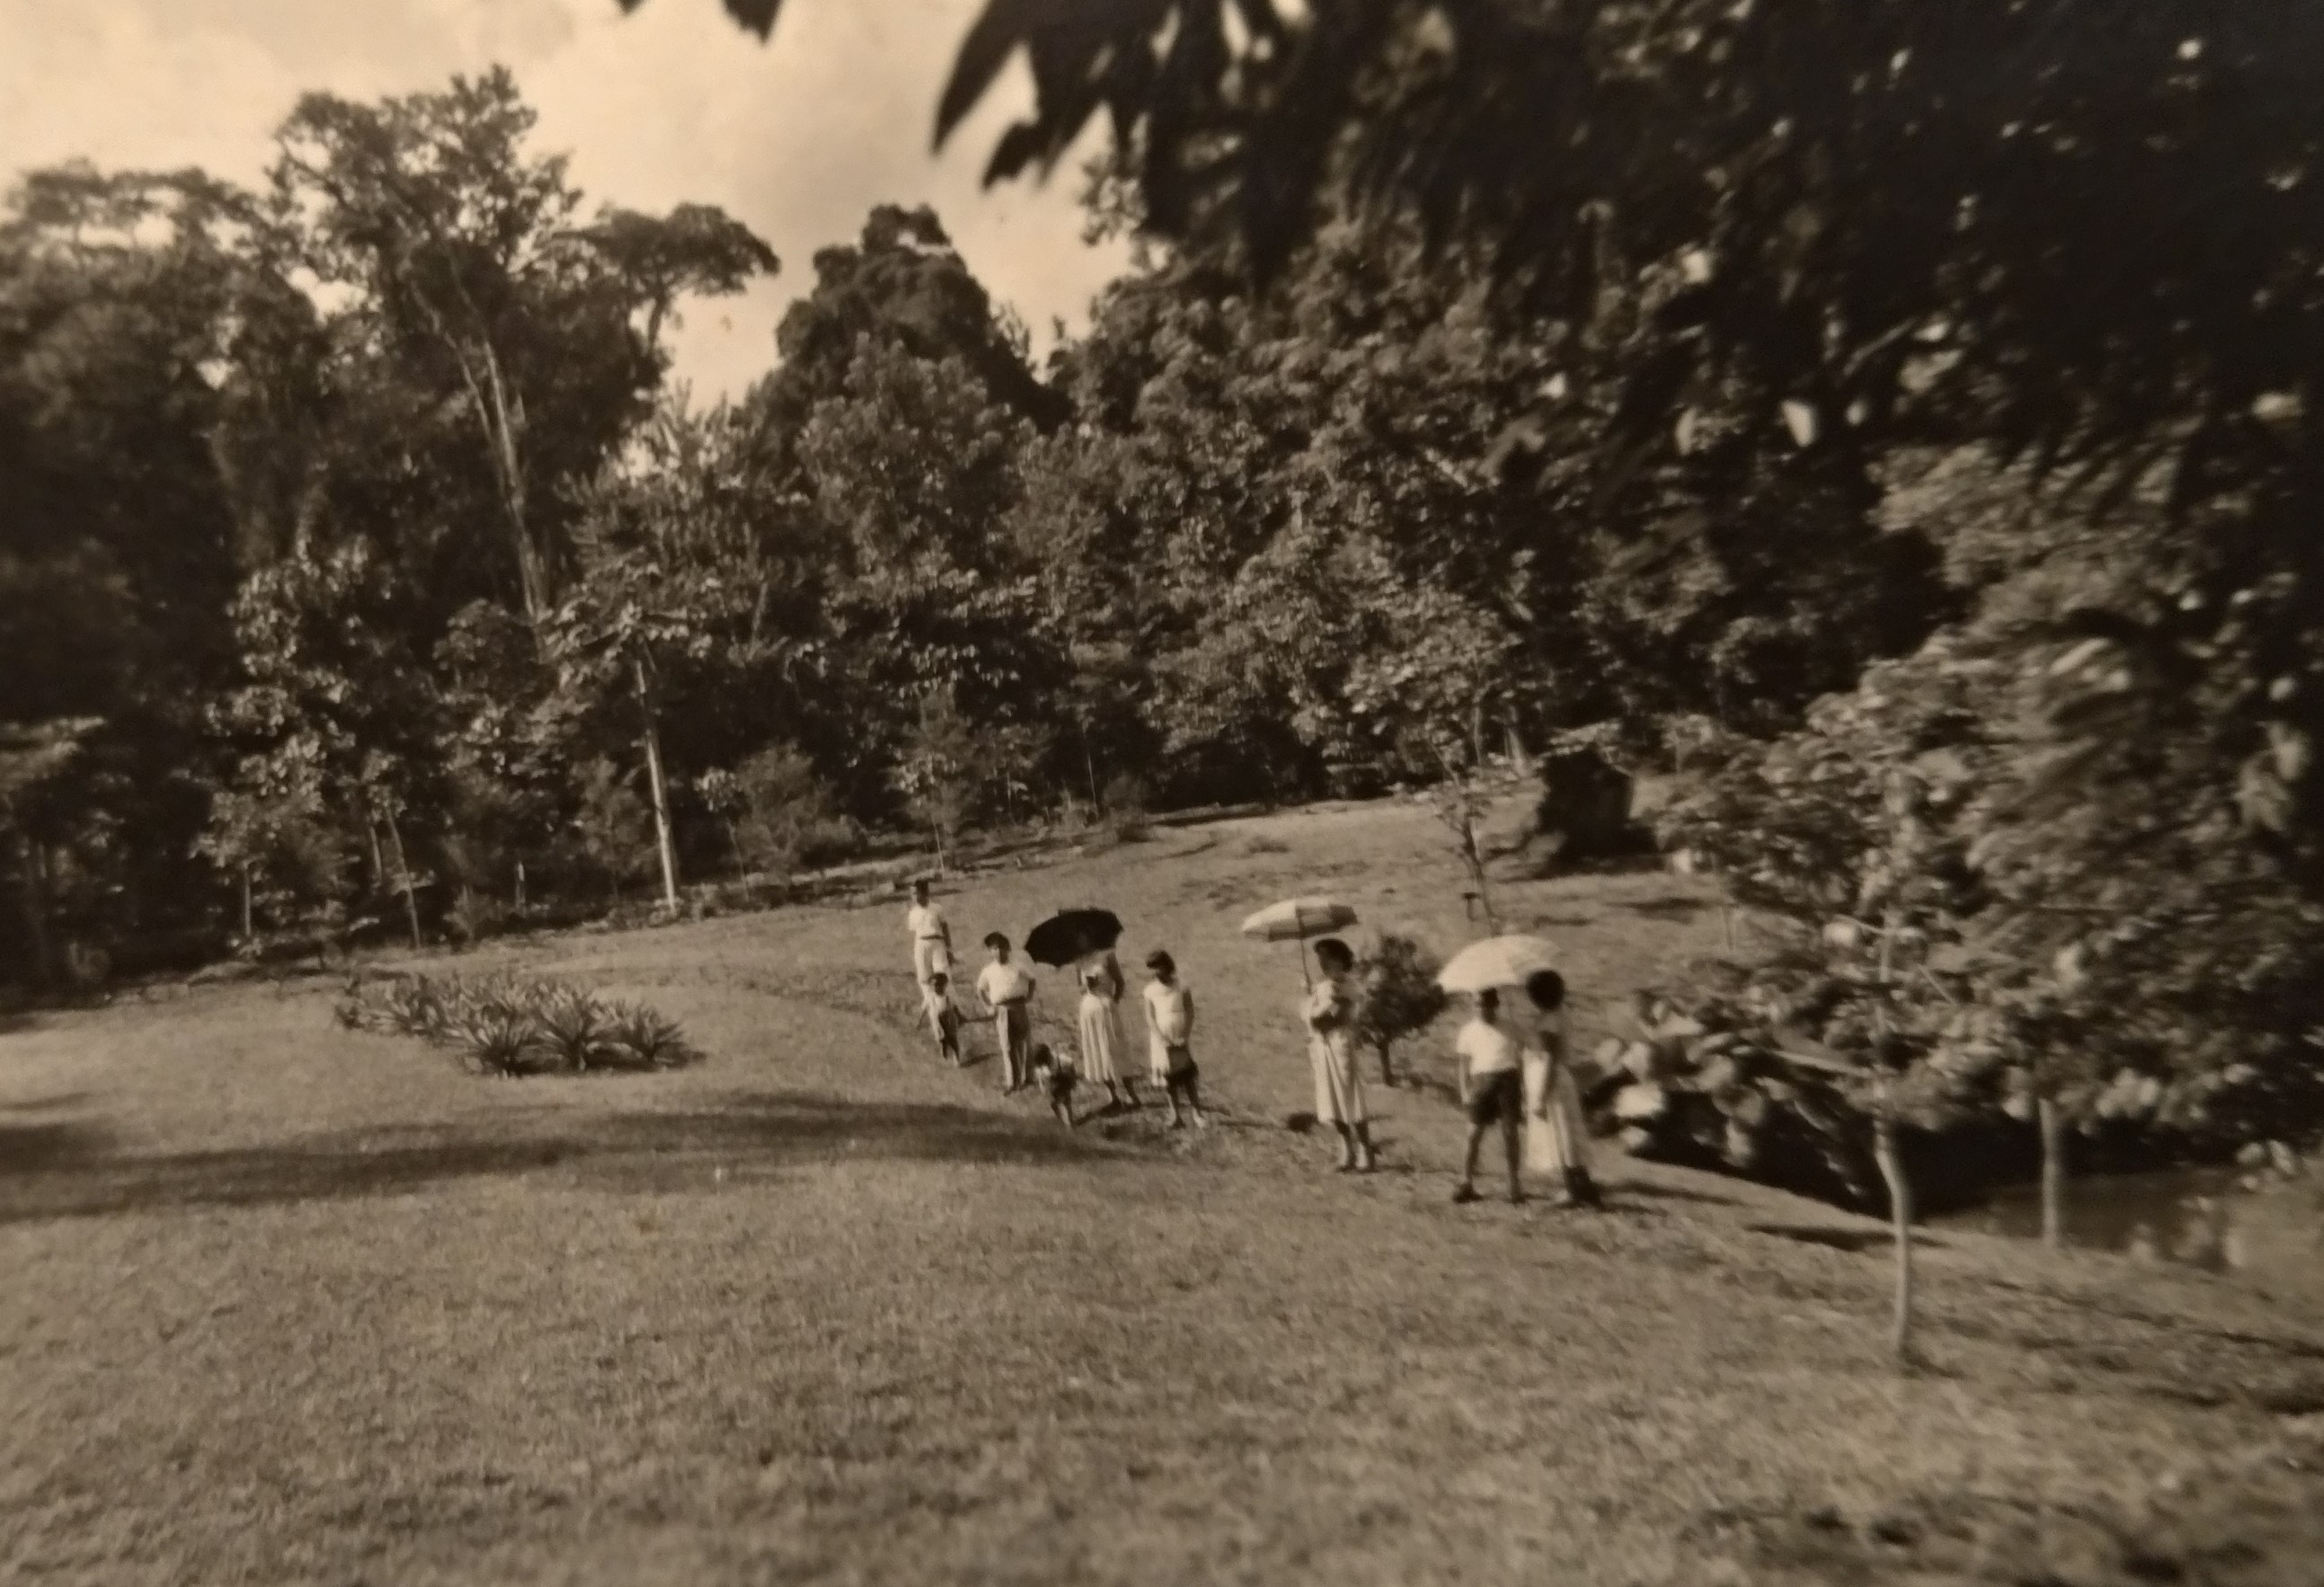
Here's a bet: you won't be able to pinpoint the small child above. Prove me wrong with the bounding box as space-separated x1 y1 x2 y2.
923 971 962 1065
1141 950 1207 1130
1028 1042 1077 1130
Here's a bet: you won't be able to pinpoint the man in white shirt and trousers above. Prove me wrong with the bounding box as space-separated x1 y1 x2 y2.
907 878 954 1051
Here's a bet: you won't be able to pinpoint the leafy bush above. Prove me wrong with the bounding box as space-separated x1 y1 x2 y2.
1523 747 1646 870
445 888 510 946
733 744 853 876
335 971 698 1078
383 976 452 1041
459 1004 544 1076
892 690 983 869
1357 934 1450 1086
572 758 655 900
602 1001 698 1070
534 984 612 1071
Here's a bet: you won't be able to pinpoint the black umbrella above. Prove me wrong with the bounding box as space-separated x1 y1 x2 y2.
1024 909 1124 969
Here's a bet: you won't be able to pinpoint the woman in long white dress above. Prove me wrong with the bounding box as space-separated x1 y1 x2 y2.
1521 970 1601 1207
1305 938 1376 1173
1075 966 1132 1110
1095 949 1140 1106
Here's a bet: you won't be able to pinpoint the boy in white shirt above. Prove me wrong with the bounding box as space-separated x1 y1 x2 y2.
1453 988 1526 1205
975 932 1036 1093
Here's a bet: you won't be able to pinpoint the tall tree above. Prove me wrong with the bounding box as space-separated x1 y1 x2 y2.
552 400 820 910
268 69 775 634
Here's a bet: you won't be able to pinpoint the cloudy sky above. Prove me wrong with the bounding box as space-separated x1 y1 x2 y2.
0 0 1131 398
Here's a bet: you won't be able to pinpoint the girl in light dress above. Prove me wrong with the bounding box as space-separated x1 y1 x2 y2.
1521 970 1601 1208
1141 950 1207 1130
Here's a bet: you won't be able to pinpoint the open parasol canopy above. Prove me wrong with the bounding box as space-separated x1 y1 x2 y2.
1238 898 1359 944
1025 908 1124 969
1438 934 1560 995
1239 897 1359 989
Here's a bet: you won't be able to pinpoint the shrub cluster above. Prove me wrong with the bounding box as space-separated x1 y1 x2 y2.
334 971 699 1077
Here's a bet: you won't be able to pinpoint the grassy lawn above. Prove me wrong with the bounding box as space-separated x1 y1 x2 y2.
4 802 2321 1585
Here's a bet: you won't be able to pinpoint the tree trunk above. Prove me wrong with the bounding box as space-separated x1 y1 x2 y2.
514 861 526 914
239 860 253 942
1468 699 1487 773
1504 719 1530 777
2038 1094 2067 1250
1082 727 1100 812
1465 820 1499 935
15 832 56 989
1873 1115 1917 1365
637 661 680 913
433 325 546 642
382 803 422 952
475 340 548 634
366 813 386 892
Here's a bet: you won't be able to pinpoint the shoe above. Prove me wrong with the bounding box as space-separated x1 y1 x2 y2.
1452 1184 1481 1205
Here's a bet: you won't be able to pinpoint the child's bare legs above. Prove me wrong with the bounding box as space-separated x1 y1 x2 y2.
1333 1122 1357 1170
1456 1120 1487 1201
1500 1110 1524 1203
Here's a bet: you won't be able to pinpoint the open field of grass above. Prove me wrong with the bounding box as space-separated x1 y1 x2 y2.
5 801 2322 1585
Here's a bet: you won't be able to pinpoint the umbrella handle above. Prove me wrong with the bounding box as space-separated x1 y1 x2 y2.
1299 937 1313 990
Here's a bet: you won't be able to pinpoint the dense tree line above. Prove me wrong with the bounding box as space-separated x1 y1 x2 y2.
1 62 1929 993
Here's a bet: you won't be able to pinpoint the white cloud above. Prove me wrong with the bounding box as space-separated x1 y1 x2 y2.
0 0 1127 399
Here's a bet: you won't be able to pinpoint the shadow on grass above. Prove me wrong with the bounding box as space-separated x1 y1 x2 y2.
1622 1181 1742 1208
0 1119 118 1174
0 1089 1127 1225
1978 1276 2324 1362
1616 893 1719 921
1748 1221 1944 1255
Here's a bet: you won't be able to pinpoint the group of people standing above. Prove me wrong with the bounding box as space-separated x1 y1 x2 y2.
1296 937 1598 1207
906 879 1208 1130
908 879 1597 1207
1450 972 1601 1210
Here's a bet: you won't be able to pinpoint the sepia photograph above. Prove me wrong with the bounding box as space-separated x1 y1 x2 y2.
3 2 2322 1582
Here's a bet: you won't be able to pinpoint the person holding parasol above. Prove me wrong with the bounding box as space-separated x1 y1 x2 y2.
1025 908 1140 1112
1241 898 1373 1172
1439 935 1601 1208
